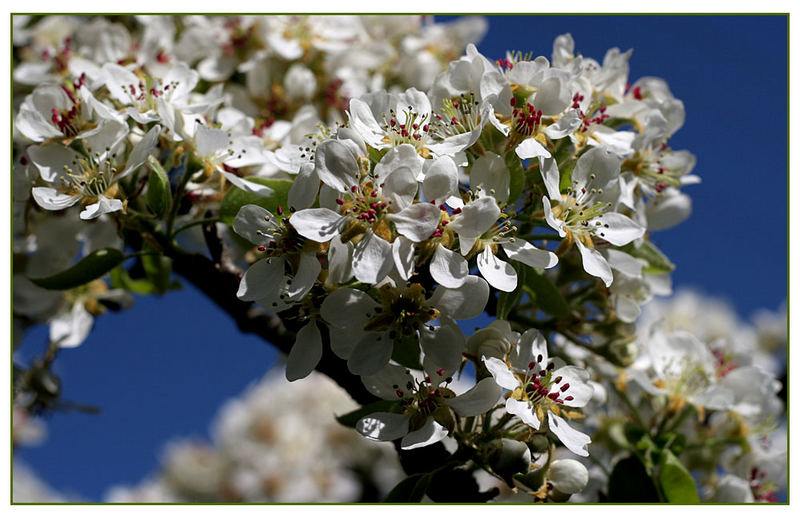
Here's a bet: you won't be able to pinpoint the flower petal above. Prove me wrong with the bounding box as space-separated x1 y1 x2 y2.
31 188 81 211
388 202 441 242
548 412 591 457
237 257 284 301
348 332 394 376
447 196 500 240
320 288 378 328
392 236 415 282
575 240 613 287
595 212 645 247
285 321 323 382
422 155 459 202
352 230 393 284
232 204 278 244
429 275 489 320
448 378 502 417
289 208 344 242
356 412 410 442
482 356 519 390
429 244 469 288
505 398 540 429
552 366 593 408
401 417 449 450
79 196 124 220
50 302 93 349
502 238 558 269
477 247 517 292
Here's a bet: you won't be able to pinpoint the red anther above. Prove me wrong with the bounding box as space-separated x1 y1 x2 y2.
441 220 449 226
380 202 388 209
277 206 284 215
600 106 607 113
451 208 462 214
657 167 665 174
655 182 667 193
546 362 555 370
451 117 459 125
537 354 543 362
399 124 405 129
413 134 421 140
548 392 560 400
268 241 277 248
439 204 448 211
453 102 460 109
257 245 266 252
432 230 443 238
422 125 429 132
425 376 431 382
553 376 562 384
412 123 419 130
396 390 404 398
564 396 574 401
370 190 378 197
20 156 29 165
429 390 436 396
632 86 643 100
510 97 517 107
539 370 547 376
156 50 169 63
436 368 445 376
560 383 570 392
529 361 536 369
401 129 409 137
351 185 358 192
336 198 344 205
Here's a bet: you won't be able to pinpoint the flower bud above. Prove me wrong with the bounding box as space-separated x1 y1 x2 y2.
488 438 532 486
547 459 589 501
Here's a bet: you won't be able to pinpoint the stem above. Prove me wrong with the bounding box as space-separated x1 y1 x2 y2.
614 386 646 429
173 217 222 236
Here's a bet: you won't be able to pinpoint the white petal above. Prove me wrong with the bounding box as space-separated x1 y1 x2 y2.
320 288 379 328
347 97 386 149
470 152 509 203
502 239 558 269
314 139 360 192
575 240 613 287
515 138 551 160
572 146 620 190
542 196 567 237
544 110 582 139
327 235 354 285
232 204 278 244
552 366 593 408
429 244 468 288
237 257 284 301
285 321 322 382
548 412 591 457
388 202 440 242
27 144 74 182
448 378 502 417
348 332 394 376
448 196 500 240
352 230 393 284
645 191 692 231
79 196 124 220
285 252 320 301
220 170 275 197
505 398 540 429
482 356 519 390
538 156 562 201
595 212 645 247
382 165 418 211
288 208 344 242
31 187 80 211
401 417 449 450
477 247 517 292
356 412 410 442
420 321 464 384
392 236 415 282
329 326 360 360
604 248 643 277
288 163 320 210
373 144 423 185
422 155 459 201
50 303 93 349
361 363 414 400
429 275 489 320
119 125 161 179
195 125 229 158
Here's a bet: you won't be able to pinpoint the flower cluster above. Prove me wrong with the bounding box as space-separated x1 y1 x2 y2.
12 15 784 503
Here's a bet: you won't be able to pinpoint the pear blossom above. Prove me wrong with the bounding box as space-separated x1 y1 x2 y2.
482 329 594 456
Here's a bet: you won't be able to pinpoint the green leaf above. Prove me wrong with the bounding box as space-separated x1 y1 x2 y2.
382 473 432 503
619 239 675 274
146 155 171 218
523 268 569 318
497 263 526 320
607 455 660 502
335 400 402 429
558 157 576 192
110 266 155 295
142 253 172 295
505 151 526 205
28 248 126 290
658 450 699 503
218 178 293 225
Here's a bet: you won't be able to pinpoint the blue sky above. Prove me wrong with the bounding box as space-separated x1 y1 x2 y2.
14 15 788 501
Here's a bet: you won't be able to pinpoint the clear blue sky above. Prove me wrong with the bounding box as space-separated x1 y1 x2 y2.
14 15 788 501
